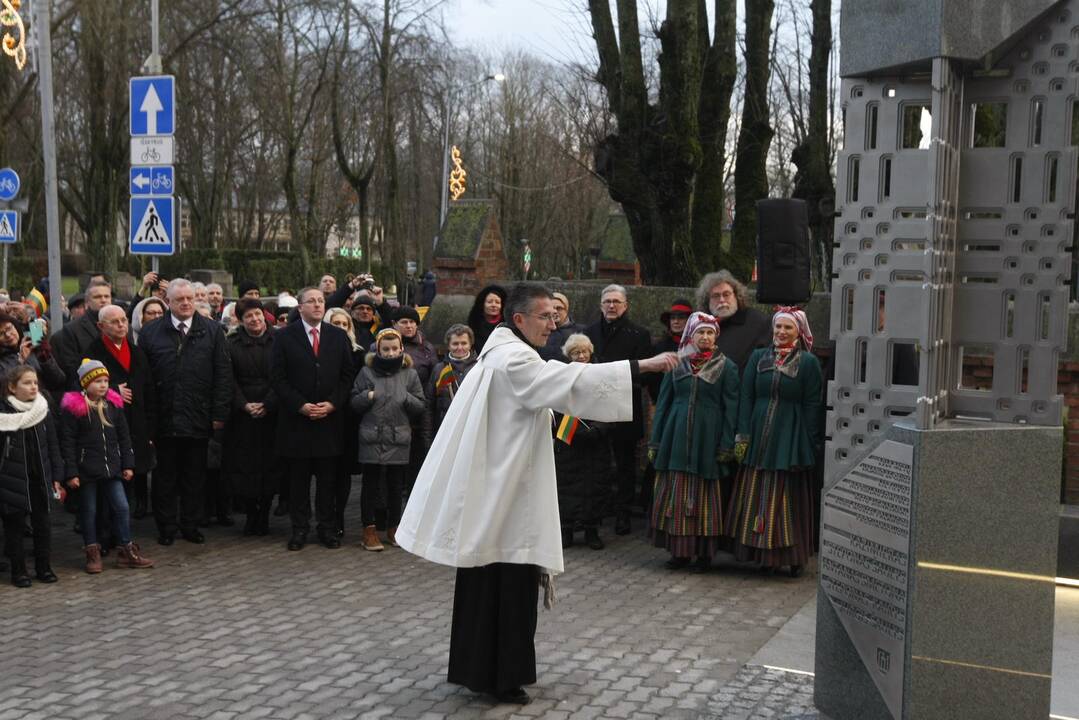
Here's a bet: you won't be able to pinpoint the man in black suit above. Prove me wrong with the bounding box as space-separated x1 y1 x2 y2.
139 279 232 546
271 286 353 551
583 284 652 535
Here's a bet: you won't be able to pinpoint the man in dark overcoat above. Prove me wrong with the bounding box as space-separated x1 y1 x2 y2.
139 279 232 546
82 304 157 518
270 286 353 551
52 279 113 377
583 284 652 535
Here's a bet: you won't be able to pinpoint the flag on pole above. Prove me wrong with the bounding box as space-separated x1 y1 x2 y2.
555 414 580 445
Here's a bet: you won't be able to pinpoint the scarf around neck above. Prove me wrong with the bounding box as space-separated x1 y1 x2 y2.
372 354 404 375
0 394 50 432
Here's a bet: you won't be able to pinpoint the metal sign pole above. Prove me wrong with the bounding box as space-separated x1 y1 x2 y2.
2 245 7 290
35 0 63 333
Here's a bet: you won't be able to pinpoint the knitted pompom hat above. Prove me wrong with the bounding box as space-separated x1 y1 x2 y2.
77 358 109 389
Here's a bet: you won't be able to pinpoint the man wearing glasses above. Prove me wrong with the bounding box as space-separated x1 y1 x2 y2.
583 284 653 535
694 270 772 373
396 282 677 706
270 287 354 551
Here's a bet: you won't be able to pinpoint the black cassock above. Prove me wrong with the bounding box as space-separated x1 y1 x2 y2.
447 562 540 694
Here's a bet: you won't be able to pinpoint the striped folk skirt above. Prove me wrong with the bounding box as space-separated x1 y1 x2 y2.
725 466 815 569
648 470 726 559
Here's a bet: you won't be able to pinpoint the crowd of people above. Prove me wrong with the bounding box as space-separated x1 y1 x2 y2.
0 267 821 589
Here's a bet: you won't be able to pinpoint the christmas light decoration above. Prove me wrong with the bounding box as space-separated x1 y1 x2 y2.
1 0 26 70
449 145 467 201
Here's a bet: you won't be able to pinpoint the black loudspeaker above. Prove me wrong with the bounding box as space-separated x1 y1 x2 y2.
755 198 812 305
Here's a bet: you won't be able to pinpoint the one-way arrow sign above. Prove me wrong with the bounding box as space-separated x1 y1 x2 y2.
129 76 175 136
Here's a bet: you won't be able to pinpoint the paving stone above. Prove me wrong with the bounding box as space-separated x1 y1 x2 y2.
0 505 815 719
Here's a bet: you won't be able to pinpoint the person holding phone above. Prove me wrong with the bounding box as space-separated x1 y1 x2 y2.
0 313 66 396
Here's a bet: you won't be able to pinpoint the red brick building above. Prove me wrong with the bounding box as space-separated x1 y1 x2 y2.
431 200 510 296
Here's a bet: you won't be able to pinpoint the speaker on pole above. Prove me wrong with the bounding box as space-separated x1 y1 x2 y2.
755 198 812 305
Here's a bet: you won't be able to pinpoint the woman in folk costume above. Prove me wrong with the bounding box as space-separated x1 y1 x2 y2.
726 306 822 577
396 283 677 705
648 312 739 572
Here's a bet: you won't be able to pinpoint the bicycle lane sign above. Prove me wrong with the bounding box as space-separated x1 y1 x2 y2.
131 166 173 196
130 136 174 166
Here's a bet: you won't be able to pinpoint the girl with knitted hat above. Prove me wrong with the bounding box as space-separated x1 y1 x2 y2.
726 306 822 577
0 365 65 587
59 359 153 573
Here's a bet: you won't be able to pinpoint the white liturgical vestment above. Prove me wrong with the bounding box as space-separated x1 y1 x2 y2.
396 326 633 573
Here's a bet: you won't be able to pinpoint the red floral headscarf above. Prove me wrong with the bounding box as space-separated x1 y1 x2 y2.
772 306 813 351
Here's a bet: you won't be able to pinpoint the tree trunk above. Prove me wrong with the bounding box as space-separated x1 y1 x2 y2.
692 0 737 273
731 0 775 283
791 0 835 290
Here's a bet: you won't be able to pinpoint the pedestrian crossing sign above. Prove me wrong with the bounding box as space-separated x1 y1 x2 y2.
0 210 17 244
129 196 175 255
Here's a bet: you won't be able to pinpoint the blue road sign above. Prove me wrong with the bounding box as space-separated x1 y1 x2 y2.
0 210 18 244
0 168 20 202
129 196 175 255
129 76 176 136
130 165 174 196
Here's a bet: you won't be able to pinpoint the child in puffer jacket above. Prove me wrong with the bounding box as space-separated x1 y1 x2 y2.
60 359 153 573
350 329 425 552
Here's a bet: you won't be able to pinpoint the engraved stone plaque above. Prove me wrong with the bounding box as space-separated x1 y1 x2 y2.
820 440 913 720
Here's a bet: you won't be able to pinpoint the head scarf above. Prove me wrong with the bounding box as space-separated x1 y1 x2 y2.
678 311 720 352
772 305 813 358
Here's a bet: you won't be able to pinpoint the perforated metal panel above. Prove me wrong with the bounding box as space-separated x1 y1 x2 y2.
826 1 1078 485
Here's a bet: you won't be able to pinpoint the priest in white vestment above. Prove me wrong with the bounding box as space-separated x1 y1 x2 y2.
396 283 677 705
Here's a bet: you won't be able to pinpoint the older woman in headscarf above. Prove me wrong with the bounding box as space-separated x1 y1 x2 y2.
726 306 822 577
647 312 739 572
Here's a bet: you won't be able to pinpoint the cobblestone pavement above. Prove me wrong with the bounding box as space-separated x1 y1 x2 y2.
0 495 815 720
699 666 817 720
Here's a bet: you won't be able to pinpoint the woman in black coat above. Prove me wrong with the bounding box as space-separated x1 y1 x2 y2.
553 334 613 550
466 284 506 353
225 299 280 535
0 365 64 587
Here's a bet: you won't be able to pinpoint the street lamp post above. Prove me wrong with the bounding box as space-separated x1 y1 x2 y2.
434 72 504 252
32 0 64 333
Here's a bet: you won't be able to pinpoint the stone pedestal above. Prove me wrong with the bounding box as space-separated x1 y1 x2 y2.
815 420 1060 720
188 269 233 298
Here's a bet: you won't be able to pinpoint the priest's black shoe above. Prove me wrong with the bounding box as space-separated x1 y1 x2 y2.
494 688 531 705
180 529 206 545
287 533 306 551
614 513 631 535
158 534 175 546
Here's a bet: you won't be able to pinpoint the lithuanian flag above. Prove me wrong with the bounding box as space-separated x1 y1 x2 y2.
436 363 455 391
556 414 580 445
25 287 47 318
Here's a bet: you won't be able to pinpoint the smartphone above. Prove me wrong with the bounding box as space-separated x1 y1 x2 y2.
28 318 45 347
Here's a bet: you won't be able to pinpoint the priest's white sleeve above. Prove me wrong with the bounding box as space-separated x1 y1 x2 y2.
502 353 634 423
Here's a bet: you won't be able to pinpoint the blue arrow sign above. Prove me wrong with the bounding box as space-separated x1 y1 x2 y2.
129 196 175 255
0 210 17 244
130 166 174 196
0 168 20 202
129 76 176 136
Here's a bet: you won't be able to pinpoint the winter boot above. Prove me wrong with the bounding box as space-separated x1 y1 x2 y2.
362 525 384 552
116 542 154 569
84 544 103 574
